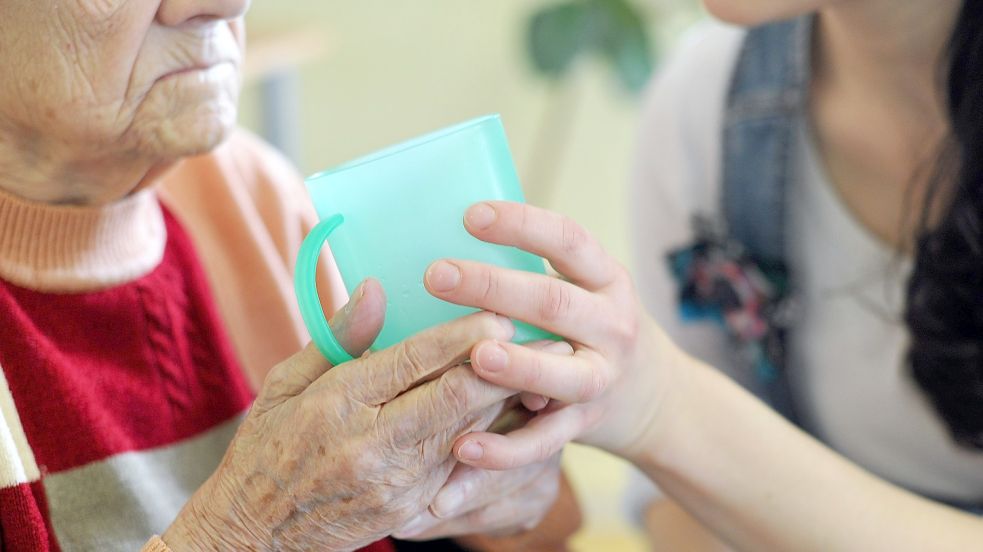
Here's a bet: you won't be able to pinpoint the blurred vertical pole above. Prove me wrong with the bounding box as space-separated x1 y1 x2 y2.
260 69 303 168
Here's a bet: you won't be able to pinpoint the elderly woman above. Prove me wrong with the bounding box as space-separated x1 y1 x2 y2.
0 1 579 551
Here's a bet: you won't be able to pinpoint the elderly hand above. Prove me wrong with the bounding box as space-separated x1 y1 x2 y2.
424 202 687 470
162 279 517 551
391 341 573 541
393 453 563 541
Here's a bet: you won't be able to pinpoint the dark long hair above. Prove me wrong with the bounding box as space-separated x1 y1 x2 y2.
905 1 983 448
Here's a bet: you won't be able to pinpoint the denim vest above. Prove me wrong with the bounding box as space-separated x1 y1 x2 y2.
718 16 812 423
719 16 983 514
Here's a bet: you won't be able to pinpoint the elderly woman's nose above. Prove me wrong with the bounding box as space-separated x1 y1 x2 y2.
157 0 250 26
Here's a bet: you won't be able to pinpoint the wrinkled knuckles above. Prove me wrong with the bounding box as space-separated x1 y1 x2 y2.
434 368 479 418
560 218 590 257
475 266 499 305
539 279 573 324
522 351 546 390
576 363 608 403
392 339 433 380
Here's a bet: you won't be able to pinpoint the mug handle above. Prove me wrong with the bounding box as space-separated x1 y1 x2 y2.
295 214 355 366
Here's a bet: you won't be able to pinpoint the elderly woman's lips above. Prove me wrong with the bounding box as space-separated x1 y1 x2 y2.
159 61 235 81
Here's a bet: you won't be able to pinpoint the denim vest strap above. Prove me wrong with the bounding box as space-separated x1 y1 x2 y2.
723 17 812 264
721 17 813 421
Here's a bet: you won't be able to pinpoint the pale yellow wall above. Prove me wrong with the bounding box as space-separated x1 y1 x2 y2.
241 0 697 265
239 2 701 549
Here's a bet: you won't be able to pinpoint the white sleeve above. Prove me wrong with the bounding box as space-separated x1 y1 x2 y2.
629 21 746 372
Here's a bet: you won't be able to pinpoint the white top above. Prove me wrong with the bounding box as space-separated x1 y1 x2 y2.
630 22 983 503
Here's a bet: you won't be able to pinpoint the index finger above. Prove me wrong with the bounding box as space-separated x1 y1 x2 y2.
315 311 514 405
464 202 619 291
452 406 588 471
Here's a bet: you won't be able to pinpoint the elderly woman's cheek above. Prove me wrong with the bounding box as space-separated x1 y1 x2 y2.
129 62 241 158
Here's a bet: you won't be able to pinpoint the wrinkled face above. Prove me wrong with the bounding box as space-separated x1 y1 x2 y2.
0 0 248 176
702 0 840 25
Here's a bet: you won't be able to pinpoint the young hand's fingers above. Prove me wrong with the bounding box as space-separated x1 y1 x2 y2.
463 201 619 291
396 467 558 540
471 340 610 404
425 259 609 345
522 340 575 354
453 406 588 471
316 311 513 405
518 340 574 411
429 458 551 519
521 394 549 411
399 490 551 541
392 510 443 541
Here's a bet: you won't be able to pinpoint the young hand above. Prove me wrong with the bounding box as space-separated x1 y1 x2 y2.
425 202 687 470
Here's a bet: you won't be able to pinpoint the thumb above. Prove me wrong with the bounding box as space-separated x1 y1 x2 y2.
256 279 387 411
331 277 387 359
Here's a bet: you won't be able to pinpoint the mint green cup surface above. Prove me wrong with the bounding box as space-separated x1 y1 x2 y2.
296 114 553 365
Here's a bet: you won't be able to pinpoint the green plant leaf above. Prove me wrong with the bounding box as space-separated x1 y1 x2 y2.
527 1 591 77
593 0 654 92
527 0 654 93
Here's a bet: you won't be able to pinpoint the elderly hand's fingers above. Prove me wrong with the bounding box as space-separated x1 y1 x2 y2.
425 260 610 345
395 469 560 540
463 202 619 291
430 456 557 519
381 365 515 445
317 311 514 405
393 401 505 481
256 279 385 411
453 406 589 471
517 340 574 411
471 340 611 404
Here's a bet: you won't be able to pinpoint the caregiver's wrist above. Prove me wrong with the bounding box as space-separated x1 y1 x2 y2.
622 335 702 472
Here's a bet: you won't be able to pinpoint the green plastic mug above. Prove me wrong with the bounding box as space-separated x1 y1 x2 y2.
295 114 554 366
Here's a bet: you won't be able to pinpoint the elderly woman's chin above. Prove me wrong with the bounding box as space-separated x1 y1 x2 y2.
132 62 242 161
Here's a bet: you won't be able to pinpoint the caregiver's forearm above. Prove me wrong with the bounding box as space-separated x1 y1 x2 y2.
630 359 983 551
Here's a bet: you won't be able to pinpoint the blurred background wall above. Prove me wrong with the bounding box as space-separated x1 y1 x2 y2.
239 1 704 549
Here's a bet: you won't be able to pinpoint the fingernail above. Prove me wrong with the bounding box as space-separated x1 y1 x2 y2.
432 485 464 519
347 282 365 309
545 340 574 355
495 315 515 339
339 284 364 324
393 514 428 538
476 342 508 373
426 261 461 292
465 203 497 230
458 440 484 461
528 395 549 411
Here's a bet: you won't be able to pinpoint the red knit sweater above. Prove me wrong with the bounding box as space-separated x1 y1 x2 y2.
0 206 392 552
